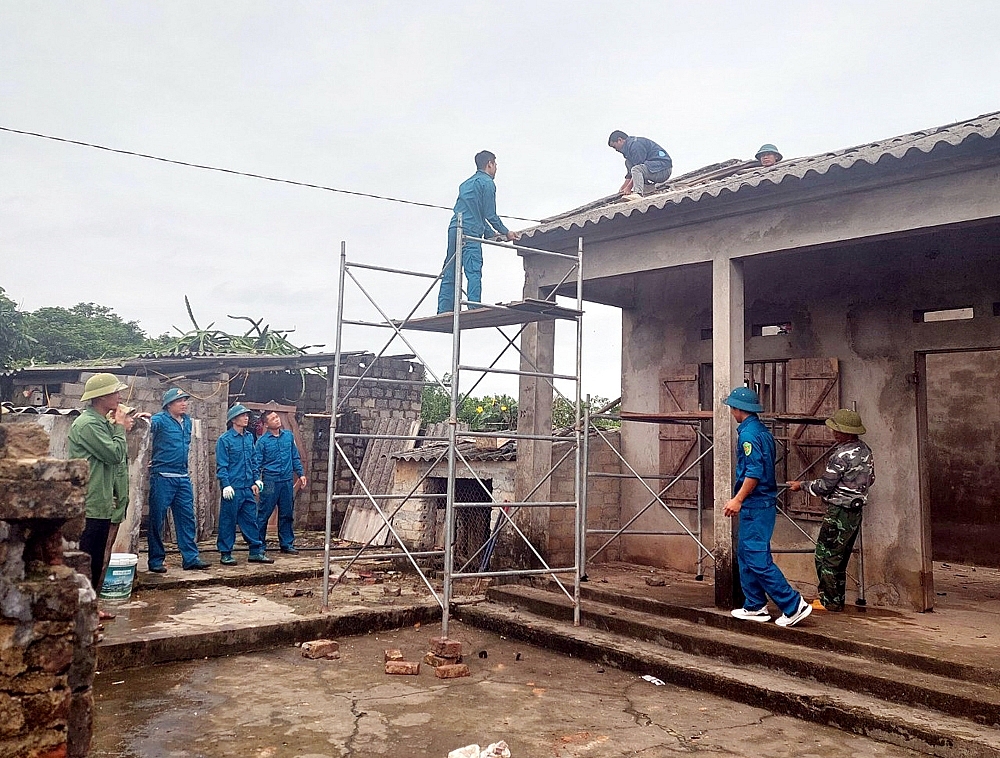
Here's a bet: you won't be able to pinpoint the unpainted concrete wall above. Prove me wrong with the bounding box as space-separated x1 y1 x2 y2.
619 225 1000 609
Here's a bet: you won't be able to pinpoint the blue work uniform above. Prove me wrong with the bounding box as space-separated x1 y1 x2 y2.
437 169 510 314
734 414 801 616
148 411 202 570
621 135 673 175
215 427 264 556
253 429 304 552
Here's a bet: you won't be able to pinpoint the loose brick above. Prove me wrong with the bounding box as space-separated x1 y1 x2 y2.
301 639 340 659
384 660 420 675
434 663 471 679
429 636 462 658
384 649 404 662
423 652 462 667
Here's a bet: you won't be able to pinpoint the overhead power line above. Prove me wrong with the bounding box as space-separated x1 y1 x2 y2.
0 125 541 224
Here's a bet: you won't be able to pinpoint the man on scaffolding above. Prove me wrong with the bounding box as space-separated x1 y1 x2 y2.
436 150 518 314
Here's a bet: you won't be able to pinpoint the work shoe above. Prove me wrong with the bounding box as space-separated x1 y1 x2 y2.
280 547 299 555
622 193 643 202
220 554 237 566
730 606 771 622
183 560 211 571
148 565 167 574
775 597 813 627
248 553 275 564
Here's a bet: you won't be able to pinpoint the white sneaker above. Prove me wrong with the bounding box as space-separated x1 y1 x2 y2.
775 597 813 627
730 606 771 622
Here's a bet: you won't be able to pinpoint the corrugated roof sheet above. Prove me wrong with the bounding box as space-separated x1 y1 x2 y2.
394 439 516 462
1 403 80 416
525 111 1000 238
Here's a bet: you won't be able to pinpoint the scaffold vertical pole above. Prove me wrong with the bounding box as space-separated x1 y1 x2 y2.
322 241 348 611
442 214 463 637
572 238 585 626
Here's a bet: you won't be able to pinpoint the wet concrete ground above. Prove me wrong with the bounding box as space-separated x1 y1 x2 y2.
92 620 921 758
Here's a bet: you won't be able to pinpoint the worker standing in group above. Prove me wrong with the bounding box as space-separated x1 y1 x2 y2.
216 404 273 565
608 130 673 200
67 373 133 620
436 150 518 314
723 387 812 628
147 388 209 572
254 409 307 556
787 409 875 612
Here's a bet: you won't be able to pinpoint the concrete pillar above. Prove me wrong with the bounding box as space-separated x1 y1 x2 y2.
712 254 744 608
515 264 555 562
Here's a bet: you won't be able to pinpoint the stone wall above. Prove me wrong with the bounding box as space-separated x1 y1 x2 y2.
0 423 96 758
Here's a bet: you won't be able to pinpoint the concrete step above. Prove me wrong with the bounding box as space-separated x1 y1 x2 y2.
486 584 1000 728
569 581 995 687
456 600 1000 758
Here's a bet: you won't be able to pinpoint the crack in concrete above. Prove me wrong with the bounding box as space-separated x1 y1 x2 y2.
343 696 367 756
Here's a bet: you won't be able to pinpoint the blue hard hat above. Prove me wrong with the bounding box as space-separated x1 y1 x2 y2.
226 403 251 423
161 387 191 408
723 386 763 413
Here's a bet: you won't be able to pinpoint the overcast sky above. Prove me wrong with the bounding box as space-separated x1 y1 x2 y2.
2 1 999 400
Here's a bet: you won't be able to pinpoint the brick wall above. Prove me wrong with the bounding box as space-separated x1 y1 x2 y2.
0 423 96 758
546 430 622 567
242 356 425 531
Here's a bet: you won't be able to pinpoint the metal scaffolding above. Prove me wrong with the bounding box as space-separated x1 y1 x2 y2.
321 217 586 633
580 409 866 604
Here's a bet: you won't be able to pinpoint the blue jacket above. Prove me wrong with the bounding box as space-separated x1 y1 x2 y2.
149 411 192 476
254 429 304 482
448 170 509 240
734 414 777 508
216 427 257 490
622 136 672 175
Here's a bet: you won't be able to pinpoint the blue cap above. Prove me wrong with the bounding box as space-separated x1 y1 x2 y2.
226 403 251 423
723 386 763 413
161 387 191 409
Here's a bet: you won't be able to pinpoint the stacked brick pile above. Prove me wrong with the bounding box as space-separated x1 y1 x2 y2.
424 637 470 679
0 424 96 758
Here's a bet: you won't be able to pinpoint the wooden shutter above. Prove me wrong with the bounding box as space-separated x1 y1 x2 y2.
658 366 701 509
783 358 840 518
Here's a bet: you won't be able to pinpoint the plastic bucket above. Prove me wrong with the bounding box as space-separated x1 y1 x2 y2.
100 553 138 600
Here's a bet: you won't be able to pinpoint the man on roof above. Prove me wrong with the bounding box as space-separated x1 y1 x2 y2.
755 144 783 167
436 150 519 314
608 130 673 201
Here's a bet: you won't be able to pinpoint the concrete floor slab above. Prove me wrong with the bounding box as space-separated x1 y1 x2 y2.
92 621 922 758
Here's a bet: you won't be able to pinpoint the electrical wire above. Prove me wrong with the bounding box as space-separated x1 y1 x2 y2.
0 125 542 224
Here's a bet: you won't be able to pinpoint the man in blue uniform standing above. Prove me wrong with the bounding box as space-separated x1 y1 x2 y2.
216 404 273 566
436 150 518 314
608 130 673 200
723 387 811 627
147 387 209 572
254 409 307 555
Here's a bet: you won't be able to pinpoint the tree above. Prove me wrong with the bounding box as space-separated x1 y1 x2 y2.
22 303 160 364
0 287 28 370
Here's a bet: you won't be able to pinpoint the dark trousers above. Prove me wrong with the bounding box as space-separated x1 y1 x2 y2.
258 479 295 551
80 517 112 591
815 504 863 610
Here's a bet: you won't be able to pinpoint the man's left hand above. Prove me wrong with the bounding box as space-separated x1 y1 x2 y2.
298 475 308 488
723 497 742 517
505 230 519 242
786 481 802 492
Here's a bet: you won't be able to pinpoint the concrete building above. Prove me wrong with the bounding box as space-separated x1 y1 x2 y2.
516 111 1000 610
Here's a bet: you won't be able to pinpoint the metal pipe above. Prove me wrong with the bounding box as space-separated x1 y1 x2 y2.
345 260 440 278
579 394 591 588
454 567 577 579
696 448 704 579
454 500 577 508
442 212 464 637
322 241 348 611
332 493 446 501
466 235 579 260
588 530 698 536
335 550 446 560
457 365 579 382
572 238 585 627
587 472 699 481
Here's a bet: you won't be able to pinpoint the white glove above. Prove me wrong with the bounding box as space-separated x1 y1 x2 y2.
222 486 235 500
255 480 264 493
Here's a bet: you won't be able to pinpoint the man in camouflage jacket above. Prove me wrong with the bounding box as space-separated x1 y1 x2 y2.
787 409 875 611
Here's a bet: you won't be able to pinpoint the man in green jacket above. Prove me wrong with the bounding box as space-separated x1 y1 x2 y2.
68 373 134 602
